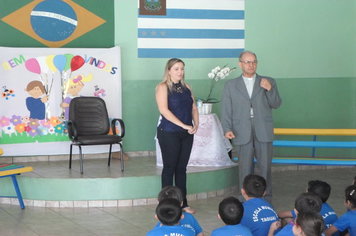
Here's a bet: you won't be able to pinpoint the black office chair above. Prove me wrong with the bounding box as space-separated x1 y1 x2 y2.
67 96 125 174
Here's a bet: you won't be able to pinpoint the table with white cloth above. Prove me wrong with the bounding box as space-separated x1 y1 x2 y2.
156 113 235 167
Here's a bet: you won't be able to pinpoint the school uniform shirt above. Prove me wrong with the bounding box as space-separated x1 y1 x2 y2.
276 221 327 236
291 202 339 235
147 225 194 236
154 212 203 235
321 203 339 229
241 198 278 235
275 222 293 236
211 224 253 236
332 209 356 236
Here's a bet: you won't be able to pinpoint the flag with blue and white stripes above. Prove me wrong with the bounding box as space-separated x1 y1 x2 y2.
137 0 245 58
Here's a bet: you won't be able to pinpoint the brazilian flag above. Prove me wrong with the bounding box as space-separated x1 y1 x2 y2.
0 0 114 48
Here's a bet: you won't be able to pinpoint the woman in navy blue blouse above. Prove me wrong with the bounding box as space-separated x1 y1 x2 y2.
156 58 199 214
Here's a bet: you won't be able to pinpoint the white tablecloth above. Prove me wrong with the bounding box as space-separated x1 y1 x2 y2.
156 113 235 167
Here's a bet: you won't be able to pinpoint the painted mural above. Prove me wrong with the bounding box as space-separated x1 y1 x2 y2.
0 46 121 156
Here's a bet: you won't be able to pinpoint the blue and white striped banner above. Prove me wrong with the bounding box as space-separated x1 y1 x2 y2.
137 0 245 58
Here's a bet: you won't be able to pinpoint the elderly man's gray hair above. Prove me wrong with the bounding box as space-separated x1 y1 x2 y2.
239 50 257 61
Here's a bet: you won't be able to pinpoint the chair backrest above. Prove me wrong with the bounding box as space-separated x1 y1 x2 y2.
69 96 110 136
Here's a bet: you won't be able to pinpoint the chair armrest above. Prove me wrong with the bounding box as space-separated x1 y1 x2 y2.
111 118 125 138
67 120 78 140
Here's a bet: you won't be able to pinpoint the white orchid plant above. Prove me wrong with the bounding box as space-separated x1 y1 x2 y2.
203 65 236 103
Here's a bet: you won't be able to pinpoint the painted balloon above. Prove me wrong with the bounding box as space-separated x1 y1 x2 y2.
53 55 66 72
70 55 85 72
25 58 41 74
37 56 50 74
46 55 57 72
64 54 73 71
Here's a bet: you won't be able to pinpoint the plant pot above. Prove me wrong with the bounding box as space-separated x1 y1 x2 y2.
199 103 213 115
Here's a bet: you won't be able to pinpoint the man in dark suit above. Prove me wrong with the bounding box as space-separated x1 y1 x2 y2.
221 51 282 201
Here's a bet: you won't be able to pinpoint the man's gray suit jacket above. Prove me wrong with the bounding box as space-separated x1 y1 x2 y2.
221 74 282 145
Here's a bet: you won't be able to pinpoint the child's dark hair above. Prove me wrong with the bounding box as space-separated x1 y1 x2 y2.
158 186 183 203
295 192 322 214
345 185 356 208
218 196 244 225
26 80 46 93
156 198 182 226
307 180 331 203
242 174 266 198
295 212 325 236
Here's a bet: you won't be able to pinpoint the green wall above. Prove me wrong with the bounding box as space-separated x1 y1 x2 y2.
115 0 356 152
245 0 355 78
115 0 237 151
1 1 354 153
0 1 354 153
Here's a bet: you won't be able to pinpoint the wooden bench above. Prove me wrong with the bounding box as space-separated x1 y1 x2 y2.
0 164 33 209
271 128 356 165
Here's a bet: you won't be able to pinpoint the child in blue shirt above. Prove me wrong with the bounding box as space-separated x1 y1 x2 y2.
154 186 204 236
240 174 278 235
147 198 194 236
269 192 323 236
25 80 48 120
325 185 356 236
279 180 338 234
292 212 325 236
211 196 253 236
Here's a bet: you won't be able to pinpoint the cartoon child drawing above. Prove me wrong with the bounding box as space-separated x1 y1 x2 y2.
25 80 48 120
60 74 92 120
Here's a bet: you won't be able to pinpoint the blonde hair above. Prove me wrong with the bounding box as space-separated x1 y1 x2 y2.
64 74 93 93
161 58 187 91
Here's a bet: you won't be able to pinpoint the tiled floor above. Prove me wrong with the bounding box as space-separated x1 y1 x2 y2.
0 157 355 236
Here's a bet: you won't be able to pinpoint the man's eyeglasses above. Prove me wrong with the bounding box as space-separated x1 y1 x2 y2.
240 60 257 65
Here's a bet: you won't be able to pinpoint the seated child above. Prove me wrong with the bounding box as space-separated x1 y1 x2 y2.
270 192 323 236
278 180 338 232
240 174 279 235
292 212 325 236
211 196 253 236
325 185 356 236
147 198 194 236
307 180 337 232
154 186 204 236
